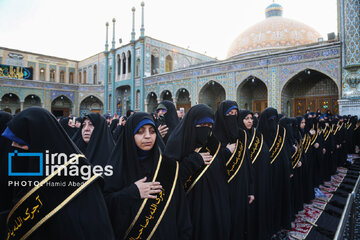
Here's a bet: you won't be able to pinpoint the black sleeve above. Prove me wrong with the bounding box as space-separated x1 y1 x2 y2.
179 152 204 184
112 125 124 142
221 146 232 165
104 183 140 210
175 180 193 240
246 151 255 196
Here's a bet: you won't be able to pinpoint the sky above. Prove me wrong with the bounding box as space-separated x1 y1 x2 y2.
0 0 338 61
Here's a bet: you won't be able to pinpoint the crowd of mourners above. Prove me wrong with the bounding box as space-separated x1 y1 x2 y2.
0 100 359 240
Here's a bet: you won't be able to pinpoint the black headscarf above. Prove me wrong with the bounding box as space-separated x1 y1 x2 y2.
279 117 296 145
59 117 77 138
105 112 163 188
295 116 305 138
75 117 83 128
158 100 180 143
164 104 214 160
238 110 252 131
237 109 253 141
74 113 115 167
213 100 239 144
126 109 135 118
257 107 279 146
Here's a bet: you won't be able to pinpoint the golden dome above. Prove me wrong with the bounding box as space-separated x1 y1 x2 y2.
227 3 322 58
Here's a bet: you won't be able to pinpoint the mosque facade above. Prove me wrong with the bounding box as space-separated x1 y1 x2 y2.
0 0 359 117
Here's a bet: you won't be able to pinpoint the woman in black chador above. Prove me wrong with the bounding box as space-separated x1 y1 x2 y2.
74 113 115 167
164 104 231 240
292 117 306 214
213 101 253 240
257 107 292 234
1 107 114 240
104 112 192 240
0 111 13 238
156 100 180 144
238 110 271 240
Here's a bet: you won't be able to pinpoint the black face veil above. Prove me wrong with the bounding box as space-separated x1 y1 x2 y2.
164 104 214 160
213 100 239 144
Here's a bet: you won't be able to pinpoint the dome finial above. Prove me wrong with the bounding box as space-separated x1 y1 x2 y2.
265 1 283 18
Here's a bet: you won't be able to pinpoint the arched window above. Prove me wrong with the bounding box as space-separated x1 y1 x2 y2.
135 59 141 77
108 67 112 83
151 55 159 75
135 90 140 109
83 70 87 84
122 53 126 75
50 69 56 82
117 55 121 76
60 70 65 83
93 65 97 84
40 68 45 81
69 72 74 84
79 72 82 84
127 51 131 73
165 55 173 72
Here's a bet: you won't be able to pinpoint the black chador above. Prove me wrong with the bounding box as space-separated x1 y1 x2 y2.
292 117 306 214
164 104 231 240
109 118 119 138
279 117 298 221
257 108 292 233
104 113 191 240
0 111 13 239
213 101 253 240
1 107 114 240
156 100 180 144
238 110 271 240
59 117 77 138
301 113 316 203
74 113 115 167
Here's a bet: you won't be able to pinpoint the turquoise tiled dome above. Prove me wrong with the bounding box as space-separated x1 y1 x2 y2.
265 3 283 18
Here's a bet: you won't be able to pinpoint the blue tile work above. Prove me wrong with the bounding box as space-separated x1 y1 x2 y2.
226 72 235 100
344 0 360 66
27 61 36 68
341 0 360 99
270 67 279 109
50 90 75 102
235 68 269 89
143 44 340 111
174 80 191 98
49 65 56 71
279 58 340 90
59 66 66 73
39 63 46 70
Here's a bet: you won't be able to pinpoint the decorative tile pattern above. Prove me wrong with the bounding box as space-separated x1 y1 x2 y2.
270 67 279 109
344 0 360 65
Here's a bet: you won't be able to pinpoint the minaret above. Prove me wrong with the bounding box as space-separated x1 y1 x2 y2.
111 18 116 115
140 2 145 111
104 22 109 114
130 7 136 110
140 2 145 38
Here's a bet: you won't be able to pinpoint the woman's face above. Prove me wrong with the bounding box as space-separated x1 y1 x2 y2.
82 119 94 143
134 124 157 151
243 114 253 130
300 119 306 129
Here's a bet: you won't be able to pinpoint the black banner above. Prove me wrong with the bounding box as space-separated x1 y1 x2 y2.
0 64 33 80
